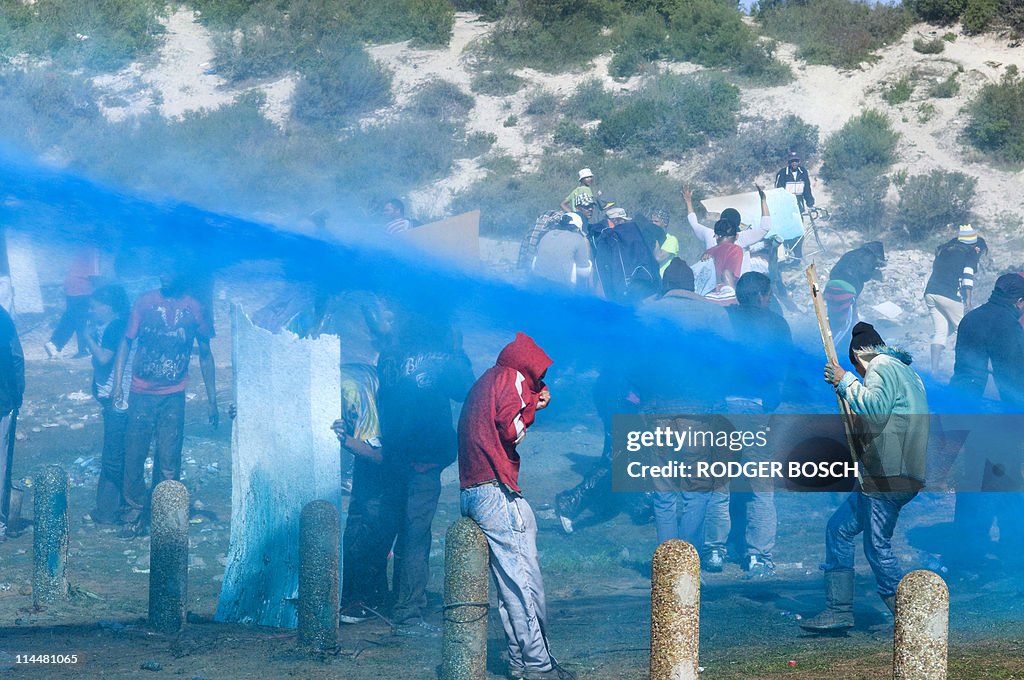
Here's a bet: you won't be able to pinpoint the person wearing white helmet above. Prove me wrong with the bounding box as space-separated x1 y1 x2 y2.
531 212 592 289
560 168 596 213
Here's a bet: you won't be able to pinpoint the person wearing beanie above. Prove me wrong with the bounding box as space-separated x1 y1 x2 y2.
923 225 988 374
951 272 1024 408
641 257 733 339
775 151 815 223
682 184 770 276
802 322 929 632
457 333 576 680
824 241 887 352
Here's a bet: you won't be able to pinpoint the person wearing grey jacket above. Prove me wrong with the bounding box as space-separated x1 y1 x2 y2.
802 322 929 632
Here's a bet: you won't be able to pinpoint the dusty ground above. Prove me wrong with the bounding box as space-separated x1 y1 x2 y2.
1 282 1024 680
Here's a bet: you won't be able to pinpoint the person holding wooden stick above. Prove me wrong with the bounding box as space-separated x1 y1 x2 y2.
801 322 929 631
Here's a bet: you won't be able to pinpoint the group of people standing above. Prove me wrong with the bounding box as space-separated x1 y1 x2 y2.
331 301 575 679
1 252 218 541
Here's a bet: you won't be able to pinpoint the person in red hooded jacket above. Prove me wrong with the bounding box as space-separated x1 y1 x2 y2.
457 333 576 680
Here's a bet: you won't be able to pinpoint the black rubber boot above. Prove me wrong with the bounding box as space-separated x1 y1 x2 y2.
800 570 855 632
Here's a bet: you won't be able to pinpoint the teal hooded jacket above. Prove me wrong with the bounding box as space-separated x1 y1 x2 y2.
836 345 929 493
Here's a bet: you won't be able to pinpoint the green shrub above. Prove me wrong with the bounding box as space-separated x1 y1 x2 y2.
553 120 590 147
525 91 559 116
758 0 912 69
596 73 740 157
188 0 261 27
733 39 793 86
929 73 959 98
212 2 336 82
503 114 519 127
965 69 1024 162
882 76 914 105
459 131 496 157
0 0 166 70
608 10 668 77
828 170 890 233
607 3 789 82
820 110 900 181
917 102 937 122
895 169 976 241
962 0 999 33
470 69 524 96
907 0 967 24
481 0 618 72
704 115 820 189
348 0 455 46
566 78 616 121
337 117 459 204
292 45 394 127
912 37 945 54
410 79 475 121
609 47 650 78
453 0 505 20
0 68 102 150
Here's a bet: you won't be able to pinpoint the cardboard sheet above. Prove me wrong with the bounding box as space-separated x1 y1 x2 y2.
700 188 804 241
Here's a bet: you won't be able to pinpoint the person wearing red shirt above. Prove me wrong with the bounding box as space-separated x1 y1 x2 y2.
457 333 575 680
703 219 743 288
111 263 218 537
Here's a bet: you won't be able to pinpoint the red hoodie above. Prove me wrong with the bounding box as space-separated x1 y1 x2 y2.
457 332 553 493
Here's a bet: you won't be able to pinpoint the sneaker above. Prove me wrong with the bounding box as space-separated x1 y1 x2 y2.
523 662 577 680
747 555 776 578
704 548 725 573
393 618 440 638
44 341 60 359
339 604 374 624
508 665 526 679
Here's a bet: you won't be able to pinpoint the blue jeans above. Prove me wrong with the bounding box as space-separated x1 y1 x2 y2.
823 490 917 597
461 485 553 673
652 492 710 547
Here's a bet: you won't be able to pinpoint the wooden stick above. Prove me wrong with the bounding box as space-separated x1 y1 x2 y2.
805 264 863 484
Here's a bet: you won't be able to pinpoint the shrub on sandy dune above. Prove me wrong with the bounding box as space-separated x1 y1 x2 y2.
895 169 976 241
757 0 912 69
965 68 1024 162
820 110 900 181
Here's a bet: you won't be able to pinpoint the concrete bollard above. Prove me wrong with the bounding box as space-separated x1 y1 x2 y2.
441 517 490 680
650 540 701 680
32 465 69 605
298 500 340 651
149 480 190 633
893 570 948 680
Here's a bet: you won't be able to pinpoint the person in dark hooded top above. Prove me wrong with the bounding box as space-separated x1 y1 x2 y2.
825 241 886 351
951 272 1024 408
458 333 576 680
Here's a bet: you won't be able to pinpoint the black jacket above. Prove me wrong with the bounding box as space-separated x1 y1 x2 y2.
829 242 885 295
951 292 1024 408
0 305 24 416
775 165 815 208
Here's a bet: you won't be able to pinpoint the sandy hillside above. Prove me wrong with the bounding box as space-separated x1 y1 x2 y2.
90 10 1024 241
